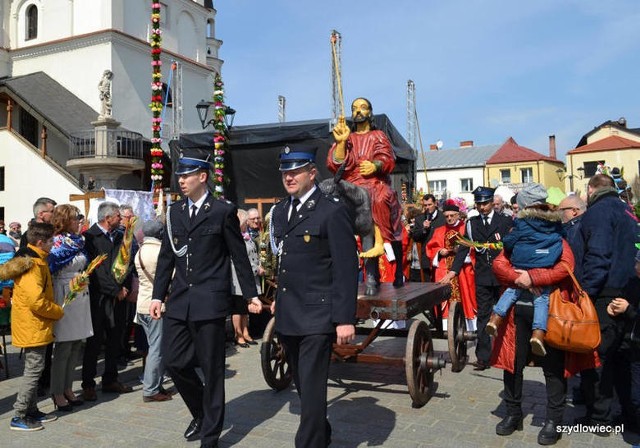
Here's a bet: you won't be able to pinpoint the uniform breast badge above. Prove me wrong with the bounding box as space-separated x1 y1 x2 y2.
303 234 311 243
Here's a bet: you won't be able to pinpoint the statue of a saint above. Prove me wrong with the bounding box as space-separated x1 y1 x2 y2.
98 70 113 118
327 97 404 293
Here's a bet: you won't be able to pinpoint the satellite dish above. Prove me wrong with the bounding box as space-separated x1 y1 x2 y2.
435 140 444 150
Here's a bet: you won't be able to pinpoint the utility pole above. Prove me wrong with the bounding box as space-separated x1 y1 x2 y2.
407 80 417 152
278 95 286 123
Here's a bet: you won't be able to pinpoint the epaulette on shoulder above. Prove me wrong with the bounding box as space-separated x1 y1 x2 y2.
0 256 34 281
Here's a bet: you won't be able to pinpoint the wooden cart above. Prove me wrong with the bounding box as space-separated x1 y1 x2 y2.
260 282 476 408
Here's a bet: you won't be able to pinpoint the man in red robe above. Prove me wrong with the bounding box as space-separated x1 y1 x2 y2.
428 200 477 330
327 98 404 289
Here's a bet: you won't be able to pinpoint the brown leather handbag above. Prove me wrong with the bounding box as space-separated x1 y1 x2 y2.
545 263 601 353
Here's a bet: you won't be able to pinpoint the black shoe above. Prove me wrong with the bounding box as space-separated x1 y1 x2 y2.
496 415 523 436
473 360 491 371
184 417 202 441
538 421 561 445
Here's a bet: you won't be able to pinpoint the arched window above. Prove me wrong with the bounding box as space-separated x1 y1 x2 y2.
206 19 214 38
26 5 38 40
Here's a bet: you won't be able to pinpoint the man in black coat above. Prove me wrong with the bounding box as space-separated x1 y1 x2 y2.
443 186 513 370
151 150 259 448
410 194 445 281
270 144 359 448
82 201 132 400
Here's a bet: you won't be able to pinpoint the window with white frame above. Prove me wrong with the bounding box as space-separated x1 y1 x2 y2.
520 167 533 183
460 178 473 192
500 169 511 183
428 180 447 194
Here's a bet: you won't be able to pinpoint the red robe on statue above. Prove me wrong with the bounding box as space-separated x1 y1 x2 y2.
426 221 477 320
327 130 403 242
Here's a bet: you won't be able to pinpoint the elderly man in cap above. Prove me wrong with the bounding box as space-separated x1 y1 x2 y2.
150 149 259 448
441 186 513 370
271 143 359 448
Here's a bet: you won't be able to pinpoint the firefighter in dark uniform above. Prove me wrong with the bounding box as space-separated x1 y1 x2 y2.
270 144 359 448
441 186 513 370
150 149 260 448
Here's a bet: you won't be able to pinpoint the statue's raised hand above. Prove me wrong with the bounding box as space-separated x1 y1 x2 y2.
332 116 350 143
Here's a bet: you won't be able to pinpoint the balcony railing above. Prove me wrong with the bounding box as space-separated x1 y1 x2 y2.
69 129 144 160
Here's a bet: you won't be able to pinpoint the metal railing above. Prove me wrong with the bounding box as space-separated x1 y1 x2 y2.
69 128 144 160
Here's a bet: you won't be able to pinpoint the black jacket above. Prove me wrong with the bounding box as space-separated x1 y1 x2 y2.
451 213 513 286
153 194 258 321
272 188 359 336
84 223 124 300
410 210 445 269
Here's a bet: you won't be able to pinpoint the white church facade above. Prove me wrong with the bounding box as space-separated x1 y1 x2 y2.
0 0 222 224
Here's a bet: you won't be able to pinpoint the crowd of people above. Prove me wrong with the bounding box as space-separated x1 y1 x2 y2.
399 175 638 446
0 149 638 447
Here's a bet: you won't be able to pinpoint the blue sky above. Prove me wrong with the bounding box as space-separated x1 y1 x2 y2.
215 0 640 161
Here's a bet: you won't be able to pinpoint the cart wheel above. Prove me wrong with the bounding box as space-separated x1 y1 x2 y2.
405 320 436 408
447 301 468 372
260 317 292 391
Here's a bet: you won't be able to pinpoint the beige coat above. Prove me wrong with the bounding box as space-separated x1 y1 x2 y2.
134 237 162 315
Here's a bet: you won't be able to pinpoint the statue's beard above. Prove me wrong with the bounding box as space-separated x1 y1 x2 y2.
353 113 369 123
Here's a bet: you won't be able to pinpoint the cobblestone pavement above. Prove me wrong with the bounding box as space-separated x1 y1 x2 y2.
0 325 634 447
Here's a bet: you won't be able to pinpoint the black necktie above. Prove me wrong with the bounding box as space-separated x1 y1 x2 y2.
288 198 300 225
190 204 198 224
483 215 489 227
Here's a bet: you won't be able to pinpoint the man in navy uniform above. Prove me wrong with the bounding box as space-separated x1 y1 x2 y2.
440 186 513 370
270 144 359 448
150 149 260 448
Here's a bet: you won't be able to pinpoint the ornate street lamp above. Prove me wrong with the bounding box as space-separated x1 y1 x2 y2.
196 99 236 129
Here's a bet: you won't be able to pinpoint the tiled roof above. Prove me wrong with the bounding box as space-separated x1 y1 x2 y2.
486 137 560 164
0 71 99 137
416 144 501 170
576 119 640 147
567 135 640 154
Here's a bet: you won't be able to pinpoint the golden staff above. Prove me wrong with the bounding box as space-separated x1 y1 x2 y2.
330 30 345 118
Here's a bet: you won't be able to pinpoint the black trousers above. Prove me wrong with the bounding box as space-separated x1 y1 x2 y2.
503 302 567 423
163 317 226 447
82 296 127 388
280 333 332 448
476 284 501 364
580 297 627 425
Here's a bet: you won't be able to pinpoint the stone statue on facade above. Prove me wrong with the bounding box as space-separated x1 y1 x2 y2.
98 70 113 119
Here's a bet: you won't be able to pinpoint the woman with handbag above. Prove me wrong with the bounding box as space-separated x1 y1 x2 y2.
490 238 599 446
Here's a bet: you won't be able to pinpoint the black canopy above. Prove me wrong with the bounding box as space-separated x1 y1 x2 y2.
170 114 416 211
